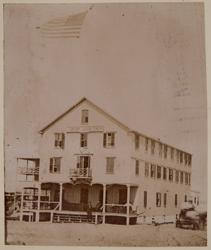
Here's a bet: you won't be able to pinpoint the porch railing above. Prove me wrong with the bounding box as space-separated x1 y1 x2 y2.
18 166 39 175
69 168 92 179
105 204 137 214
22 201 59 210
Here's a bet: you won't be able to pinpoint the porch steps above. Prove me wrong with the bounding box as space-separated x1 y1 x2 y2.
53 213 102 224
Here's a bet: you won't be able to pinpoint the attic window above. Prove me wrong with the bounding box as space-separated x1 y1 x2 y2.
55 133 65 149
81 110 89 124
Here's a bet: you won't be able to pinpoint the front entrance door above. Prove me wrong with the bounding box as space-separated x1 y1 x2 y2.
119 189 127 204
80 188 89 204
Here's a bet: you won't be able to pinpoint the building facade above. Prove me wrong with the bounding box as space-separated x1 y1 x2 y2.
16 97 192 225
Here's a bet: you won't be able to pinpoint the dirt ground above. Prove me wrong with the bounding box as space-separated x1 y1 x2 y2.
5 220 207 246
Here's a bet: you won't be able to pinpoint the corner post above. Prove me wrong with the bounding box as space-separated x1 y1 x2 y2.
102 184 106 224
59 183 63 211
126 184 130 225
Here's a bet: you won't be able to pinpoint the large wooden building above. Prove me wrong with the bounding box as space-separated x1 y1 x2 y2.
16 97 192 225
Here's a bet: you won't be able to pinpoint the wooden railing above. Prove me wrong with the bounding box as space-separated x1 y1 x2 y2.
22 201 59 210
105 204 137 214
69 168 92 179
18 166 39 175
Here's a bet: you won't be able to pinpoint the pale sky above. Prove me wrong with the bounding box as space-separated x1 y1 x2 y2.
4 3 207 202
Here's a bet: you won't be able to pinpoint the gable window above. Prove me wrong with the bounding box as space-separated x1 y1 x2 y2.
50 157 61 173
77 156 90 169
163 167 167 180
150 164 156 178
157 165 161 179
80 133 88 148
156 192 161 207
135 160 139 176
106 157 115 174
135 134 139 149
103 132 115 147
54 133 65 149
81 109 89 124
151 140 155 155
145 162 149 177
169 168 173 182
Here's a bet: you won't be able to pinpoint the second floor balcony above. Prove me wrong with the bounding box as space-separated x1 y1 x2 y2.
69 168 92 183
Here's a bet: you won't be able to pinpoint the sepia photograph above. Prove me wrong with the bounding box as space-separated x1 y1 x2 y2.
4 2 207 246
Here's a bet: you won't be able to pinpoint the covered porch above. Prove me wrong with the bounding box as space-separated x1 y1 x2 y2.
20 182 139 225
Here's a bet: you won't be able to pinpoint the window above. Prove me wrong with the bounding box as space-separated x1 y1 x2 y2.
164 193 167 207
145 138 149 151
185 172 189 185
184 195 187 202
135 160 139 176
188 173 191 185
169 168 173 182
103 132 115 147
159 143 162 157
151 140 155 155
144 191 147 208
171 148 174 160
180 171 183 184
145 162 149 177
150 164 156 178
157 166 161 179
163 167 167 180
54 133 65 149
188 155 192 166
156 192 161 207
77 156 90 169
81 109 89 124
106 157 115 174
180 152 183 164
135 134 139 149
176 150 180 163
49 157 61 173
164 145 168 159
175 170 179 183
80 133 88 148
175 194 178 207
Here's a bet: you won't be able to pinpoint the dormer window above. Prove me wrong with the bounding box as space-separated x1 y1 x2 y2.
81 109 89 124
54 133 65 149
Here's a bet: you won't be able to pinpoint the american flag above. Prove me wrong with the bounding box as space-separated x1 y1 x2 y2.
38 11 88 38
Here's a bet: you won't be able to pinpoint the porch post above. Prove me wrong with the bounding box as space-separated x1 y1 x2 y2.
36 183 41 222
126 184 130 225
20 188 24 222
102 184 106 224
59 183 63 211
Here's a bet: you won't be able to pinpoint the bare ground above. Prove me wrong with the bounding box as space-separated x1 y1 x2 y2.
5 220 207 246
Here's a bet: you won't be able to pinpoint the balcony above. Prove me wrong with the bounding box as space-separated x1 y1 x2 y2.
18 166 39 175
69 168 92 183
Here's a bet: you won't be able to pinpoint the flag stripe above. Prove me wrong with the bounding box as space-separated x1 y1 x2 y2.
40 11 87 39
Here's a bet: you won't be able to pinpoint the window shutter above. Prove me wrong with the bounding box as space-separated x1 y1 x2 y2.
50 158 53 172
103 133 106 147
111 133 115 146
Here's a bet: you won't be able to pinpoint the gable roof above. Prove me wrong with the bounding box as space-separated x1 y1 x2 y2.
39 97 130 134
39 97 191 155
